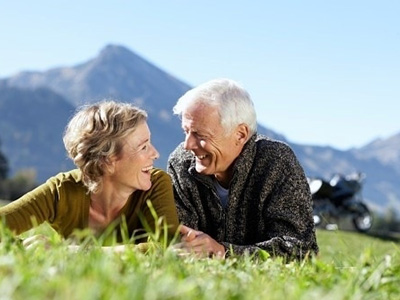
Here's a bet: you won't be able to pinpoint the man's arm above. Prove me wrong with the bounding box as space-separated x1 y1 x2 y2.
175 226 315 260
176 148 317 260
167 154 200 230
174 225 225 258
221 145 318 260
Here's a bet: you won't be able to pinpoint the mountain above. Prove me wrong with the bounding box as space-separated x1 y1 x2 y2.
0 44 399 217
4 45 191 107
350 135 400 213
352 134 400 173
0 86 75 180
2 45 193 172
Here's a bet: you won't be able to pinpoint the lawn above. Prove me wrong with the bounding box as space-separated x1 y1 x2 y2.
1 223 399 300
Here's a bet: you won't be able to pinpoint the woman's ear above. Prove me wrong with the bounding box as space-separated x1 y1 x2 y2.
103 156 116 175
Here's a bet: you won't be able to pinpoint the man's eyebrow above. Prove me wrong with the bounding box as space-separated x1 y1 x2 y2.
182 125 198 131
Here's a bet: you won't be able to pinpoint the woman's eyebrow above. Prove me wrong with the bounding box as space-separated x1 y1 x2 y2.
135 137 150 148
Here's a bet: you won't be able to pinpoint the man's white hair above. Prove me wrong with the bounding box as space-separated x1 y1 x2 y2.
173 78 257 136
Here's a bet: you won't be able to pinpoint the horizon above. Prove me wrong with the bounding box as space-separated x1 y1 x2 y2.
1 1 399 150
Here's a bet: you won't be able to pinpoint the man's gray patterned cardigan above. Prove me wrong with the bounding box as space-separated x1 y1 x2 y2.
167 134 319 259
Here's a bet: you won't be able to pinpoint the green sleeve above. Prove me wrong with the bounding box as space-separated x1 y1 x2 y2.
139 169 179 240
0 179 58 235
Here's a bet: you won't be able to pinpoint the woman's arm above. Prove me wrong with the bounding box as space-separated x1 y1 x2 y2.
0 180 57 235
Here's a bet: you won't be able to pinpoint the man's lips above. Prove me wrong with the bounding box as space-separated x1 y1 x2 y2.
195 155 207 160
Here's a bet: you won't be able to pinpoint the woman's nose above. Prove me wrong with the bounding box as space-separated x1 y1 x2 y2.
150 144 160 160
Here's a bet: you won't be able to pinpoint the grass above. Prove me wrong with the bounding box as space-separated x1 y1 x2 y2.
0 224 399 300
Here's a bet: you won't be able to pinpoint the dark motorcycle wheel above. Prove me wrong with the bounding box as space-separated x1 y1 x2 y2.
352 203 373 232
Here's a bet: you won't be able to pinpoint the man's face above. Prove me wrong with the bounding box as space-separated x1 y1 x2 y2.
181 102 245 186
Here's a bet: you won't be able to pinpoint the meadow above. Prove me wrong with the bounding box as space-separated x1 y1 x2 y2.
0 222 399 300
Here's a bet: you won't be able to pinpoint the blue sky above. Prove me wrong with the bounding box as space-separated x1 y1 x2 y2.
1 1 399 150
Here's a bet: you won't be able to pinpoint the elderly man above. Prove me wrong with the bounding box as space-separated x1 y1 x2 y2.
167 78 318 259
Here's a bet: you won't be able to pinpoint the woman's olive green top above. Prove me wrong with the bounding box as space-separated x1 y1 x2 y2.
0 168 179 242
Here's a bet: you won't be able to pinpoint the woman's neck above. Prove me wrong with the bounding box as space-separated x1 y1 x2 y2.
90 184 131 218
89 179 134 230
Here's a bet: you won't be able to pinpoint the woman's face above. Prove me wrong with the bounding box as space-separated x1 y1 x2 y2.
108 121 159 193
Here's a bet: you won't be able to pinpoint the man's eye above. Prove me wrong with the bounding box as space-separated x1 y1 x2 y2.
196 134 207 140
141 144 148 151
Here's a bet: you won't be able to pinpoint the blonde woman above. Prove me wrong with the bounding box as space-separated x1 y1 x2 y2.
0 100 179 249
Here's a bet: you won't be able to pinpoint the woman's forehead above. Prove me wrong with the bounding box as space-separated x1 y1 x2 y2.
124 122 150 147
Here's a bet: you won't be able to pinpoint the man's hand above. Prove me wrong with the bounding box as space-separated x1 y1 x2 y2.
174 225 225 258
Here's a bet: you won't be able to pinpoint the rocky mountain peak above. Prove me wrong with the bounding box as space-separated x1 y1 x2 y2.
354 133 400 168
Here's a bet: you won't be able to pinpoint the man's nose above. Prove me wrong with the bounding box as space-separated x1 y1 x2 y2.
183 132 197 150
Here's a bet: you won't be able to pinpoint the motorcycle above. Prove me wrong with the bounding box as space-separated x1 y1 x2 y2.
307 172 373 232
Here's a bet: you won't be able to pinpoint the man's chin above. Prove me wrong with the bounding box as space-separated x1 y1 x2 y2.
195 163 211 175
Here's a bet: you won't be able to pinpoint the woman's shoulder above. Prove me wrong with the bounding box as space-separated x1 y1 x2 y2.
150 168 171 182
48 169 83 185
43 170 87 197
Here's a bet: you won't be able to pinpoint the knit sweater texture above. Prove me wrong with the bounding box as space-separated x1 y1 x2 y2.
0 168 179 242
167 134 318 259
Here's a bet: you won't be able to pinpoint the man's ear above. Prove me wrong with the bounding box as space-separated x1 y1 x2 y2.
236 123 250 145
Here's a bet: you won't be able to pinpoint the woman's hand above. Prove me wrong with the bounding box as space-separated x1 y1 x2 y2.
22 234 52 250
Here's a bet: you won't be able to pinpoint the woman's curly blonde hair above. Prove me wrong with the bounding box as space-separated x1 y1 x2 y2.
63 100 147 193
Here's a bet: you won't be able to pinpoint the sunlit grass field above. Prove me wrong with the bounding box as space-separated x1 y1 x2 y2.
1 222 399 300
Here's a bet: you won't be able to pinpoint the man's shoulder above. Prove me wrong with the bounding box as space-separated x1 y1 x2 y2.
255 134 293 153
250 135 299 169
